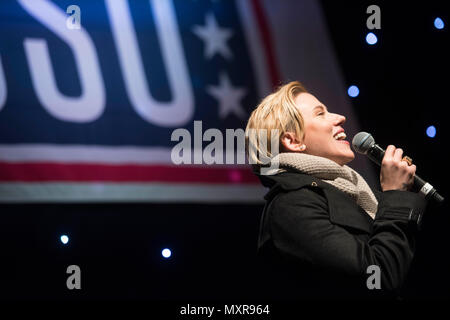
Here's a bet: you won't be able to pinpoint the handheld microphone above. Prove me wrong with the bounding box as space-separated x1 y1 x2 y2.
352 132 444 204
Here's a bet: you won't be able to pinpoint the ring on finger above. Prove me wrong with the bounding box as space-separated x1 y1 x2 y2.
402 156 413 166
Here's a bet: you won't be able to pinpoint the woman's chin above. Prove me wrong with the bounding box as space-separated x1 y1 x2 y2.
343 153 355 165
335 151 355 166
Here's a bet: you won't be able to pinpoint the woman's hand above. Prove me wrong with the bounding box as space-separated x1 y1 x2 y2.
380 145 416 191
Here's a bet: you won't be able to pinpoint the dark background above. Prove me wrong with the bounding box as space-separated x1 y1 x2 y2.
1 0 449 301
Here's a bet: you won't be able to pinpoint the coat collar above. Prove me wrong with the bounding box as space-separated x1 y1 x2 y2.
259 171 323 201
258 171 374 233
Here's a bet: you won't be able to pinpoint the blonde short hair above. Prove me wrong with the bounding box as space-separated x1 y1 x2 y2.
245 81 307 165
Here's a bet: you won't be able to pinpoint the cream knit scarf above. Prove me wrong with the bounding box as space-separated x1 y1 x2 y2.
268 152 378 219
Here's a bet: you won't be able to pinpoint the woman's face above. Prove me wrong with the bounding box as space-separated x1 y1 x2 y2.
295 92 355 166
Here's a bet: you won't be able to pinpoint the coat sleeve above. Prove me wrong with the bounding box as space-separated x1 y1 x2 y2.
269 187 428 291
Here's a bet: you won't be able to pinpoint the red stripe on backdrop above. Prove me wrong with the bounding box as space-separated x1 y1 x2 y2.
251 0 281 88
0 162 260 184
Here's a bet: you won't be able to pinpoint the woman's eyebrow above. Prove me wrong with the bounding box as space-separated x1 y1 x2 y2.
313 105 328 112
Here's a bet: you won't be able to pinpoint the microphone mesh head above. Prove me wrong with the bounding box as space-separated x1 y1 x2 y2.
352 132 375 154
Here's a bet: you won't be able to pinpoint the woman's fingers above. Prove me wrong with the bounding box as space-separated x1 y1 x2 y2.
380 144 416 191
383 145 396 163
393 147 403 162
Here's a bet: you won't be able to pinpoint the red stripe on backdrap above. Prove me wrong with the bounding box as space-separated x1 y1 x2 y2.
251 0 281 88
0 162 259 184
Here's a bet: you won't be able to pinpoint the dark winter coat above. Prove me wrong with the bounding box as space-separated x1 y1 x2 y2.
256 171 428 300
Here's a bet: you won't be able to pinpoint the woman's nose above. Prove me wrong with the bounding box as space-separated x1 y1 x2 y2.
333 114 346 125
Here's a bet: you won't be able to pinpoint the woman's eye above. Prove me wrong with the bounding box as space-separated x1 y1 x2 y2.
317 112 324 116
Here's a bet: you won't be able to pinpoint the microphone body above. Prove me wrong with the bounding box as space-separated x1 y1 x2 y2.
353 132 444 204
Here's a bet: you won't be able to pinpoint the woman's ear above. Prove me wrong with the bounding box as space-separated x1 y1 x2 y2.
281 132 306 152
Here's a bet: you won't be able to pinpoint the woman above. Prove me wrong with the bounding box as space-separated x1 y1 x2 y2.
245 81 428 299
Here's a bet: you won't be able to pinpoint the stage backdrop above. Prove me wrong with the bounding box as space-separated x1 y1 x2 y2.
0 0 376 203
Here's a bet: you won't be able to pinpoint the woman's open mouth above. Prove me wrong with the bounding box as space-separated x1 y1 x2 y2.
333 131 349 145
